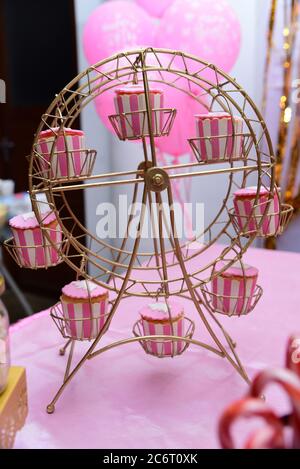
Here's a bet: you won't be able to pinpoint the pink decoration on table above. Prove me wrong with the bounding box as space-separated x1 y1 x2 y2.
60 280 109 341
36 128 89 179
9 211 62 268
233 186 281 236
156 0 241 80
113 85 164 139
219 398 285 449
135 0 174 18
251 369 300 449
211 262 258 316
195 112 244 162
219 335 300 449
83 2 156 66
140 300 185 356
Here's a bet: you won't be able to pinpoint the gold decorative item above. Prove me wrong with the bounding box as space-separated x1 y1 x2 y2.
3 48 292 414
262 0 300 214
0 367 28 449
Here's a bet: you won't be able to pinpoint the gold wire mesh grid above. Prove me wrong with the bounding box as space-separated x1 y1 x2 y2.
132 316 195 358
32 148 97 181
188 133 254 164
200 283 263 317
228 203 294 238
108 108 177 141
50 302 111 341
3 235 69 270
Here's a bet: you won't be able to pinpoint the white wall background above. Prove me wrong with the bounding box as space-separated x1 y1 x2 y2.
74 0 297 256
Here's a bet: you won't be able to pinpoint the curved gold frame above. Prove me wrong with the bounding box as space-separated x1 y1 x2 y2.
7 48 293 413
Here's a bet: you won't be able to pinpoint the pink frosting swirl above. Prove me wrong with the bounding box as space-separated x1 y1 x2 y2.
9 211 57 230
215 261 258 279
61 280 108 299
140 299 184 322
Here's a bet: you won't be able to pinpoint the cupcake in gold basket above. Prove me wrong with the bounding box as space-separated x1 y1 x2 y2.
139 300 185 357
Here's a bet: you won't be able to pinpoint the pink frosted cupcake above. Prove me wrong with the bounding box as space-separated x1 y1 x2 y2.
60 280 109 340
9 211 63 268
195 112 244 162
35 127 93 179
211 262 259 316
113 85 164 139
140 300 185 356
233 186 280 236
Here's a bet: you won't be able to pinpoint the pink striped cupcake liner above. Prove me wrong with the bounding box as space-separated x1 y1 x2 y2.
11 223 63 268
233 188 280 236
61 297 109 340
195 112 244 162
35 130 94 179
211 275 258 316
141 317 185 357
206 262 260 317
113 87 164 139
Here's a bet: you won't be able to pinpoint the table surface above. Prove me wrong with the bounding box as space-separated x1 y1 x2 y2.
10 245 300 449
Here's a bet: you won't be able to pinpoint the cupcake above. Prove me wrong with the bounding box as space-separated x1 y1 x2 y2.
233 186 280 236
140 299 185 356
194 112 244 162
9 211 63 268
113 85 164 139
60 280 109 340
211 262 259 316
35 127 94 179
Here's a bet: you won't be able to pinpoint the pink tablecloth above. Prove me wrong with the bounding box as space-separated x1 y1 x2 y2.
11 246 300 449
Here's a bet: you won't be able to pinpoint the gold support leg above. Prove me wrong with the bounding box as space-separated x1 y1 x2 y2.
59 338 72 356
166 182 251 385
46 186 148 414
63 340 75 382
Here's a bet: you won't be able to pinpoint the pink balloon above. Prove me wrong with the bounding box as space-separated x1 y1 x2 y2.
83 1 156 65
135 0 174 18
156 0 241 75
155 86 207 156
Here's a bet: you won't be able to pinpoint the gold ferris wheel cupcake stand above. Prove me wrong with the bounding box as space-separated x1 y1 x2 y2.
4 48 293 414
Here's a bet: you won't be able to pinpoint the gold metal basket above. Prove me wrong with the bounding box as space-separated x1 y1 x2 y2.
3 235 68 270
32 148 97 182
109 108 177 140
188 133 254 164
229 203 294 238
132 317 195 358
50 302 111 341
200 283 263 317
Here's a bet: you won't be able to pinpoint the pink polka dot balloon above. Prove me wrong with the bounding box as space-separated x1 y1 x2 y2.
156 0 241 75
83 1 156 65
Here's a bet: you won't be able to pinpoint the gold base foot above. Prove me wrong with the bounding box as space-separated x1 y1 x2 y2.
46 404 55 414
59 348 65 356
